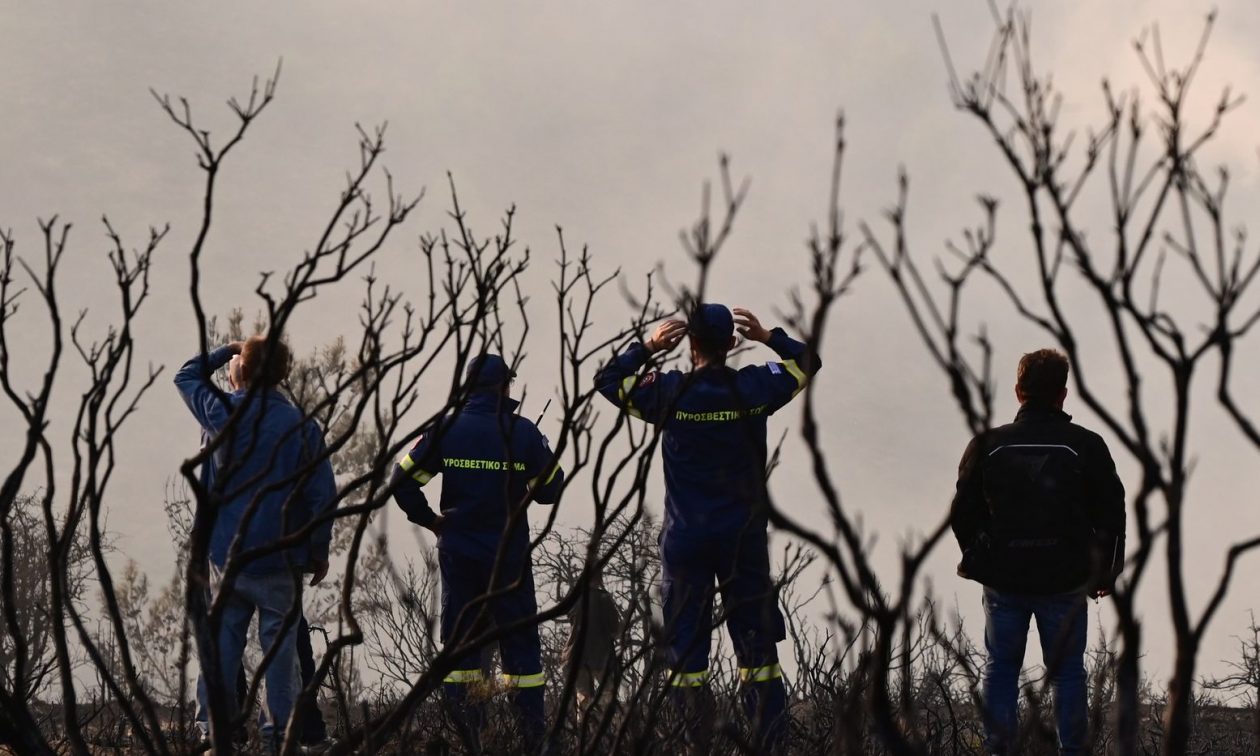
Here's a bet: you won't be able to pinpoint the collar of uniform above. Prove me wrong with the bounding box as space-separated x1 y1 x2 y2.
230 387 292 405
1014 402 1071 423
691 363 734 378
464 391 520 414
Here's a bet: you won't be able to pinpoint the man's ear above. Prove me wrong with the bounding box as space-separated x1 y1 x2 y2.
229 355 243 390
1015 385 1026 404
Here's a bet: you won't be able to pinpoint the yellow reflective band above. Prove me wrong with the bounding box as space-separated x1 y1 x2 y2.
618 376 643 419
399 454 416 472
529 463 560 489
442 457 527 472
503 672 545 688
738 664 782 683
411 468 434 485
674 405 768 422
443 669 483 684
668 669 709 687
782 360 807 395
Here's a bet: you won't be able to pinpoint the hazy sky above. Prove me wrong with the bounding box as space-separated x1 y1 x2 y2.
5 1 1260 684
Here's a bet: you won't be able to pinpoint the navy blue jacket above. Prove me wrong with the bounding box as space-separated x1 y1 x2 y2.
175 346 337 575
595 328 819 541
391 392 564 563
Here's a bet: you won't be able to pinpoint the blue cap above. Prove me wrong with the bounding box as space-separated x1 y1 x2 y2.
464 354 515 390
689 303 734 344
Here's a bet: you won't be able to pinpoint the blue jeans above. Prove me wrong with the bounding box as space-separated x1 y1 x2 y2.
197 564 302 748
982 587 1088 755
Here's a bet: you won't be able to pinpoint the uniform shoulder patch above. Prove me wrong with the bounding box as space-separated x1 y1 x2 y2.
766 362 782 375
400 434 423 461
639 371 658 387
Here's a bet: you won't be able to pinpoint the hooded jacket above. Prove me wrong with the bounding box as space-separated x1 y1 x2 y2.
390 391 564 563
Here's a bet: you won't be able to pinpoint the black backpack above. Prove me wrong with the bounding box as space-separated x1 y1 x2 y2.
975 442 1092 592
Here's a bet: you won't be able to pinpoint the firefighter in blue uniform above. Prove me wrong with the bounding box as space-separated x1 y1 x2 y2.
390 354 564 750
596 304 819 752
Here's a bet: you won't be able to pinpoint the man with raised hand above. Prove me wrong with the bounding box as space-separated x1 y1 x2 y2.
950 349 1125 755
175 335 336 753
595 304 819 753
390 354 564 752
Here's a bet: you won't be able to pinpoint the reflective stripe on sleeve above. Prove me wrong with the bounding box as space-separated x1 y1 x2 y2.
443 669 483 684
618 376 643 419
668 669 709 687
738 663 782 683
401 453 435 484
529 463 561 489
502 672 546 688
782 360 807 395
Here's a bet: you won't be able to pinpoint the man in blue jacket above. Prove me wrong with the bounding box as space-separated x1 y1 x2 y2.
596 304 819 752
175 336 337 751
391 354 564 750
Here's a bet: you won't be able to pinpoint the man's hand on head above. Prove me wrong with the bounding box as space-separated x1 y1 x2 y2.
645 320 687 354
733 308 771 344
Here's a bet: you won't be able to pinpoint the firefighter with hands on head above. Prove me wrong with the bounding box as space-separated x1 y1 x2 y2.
950 348 1126 756
174 335 337 754
390 353 564 752
595 303 820 753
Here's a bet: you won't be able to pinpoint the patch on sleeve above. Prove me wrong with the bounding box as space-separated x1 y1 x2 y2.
767 362 783 375
399 435 423 465
640 371 658 387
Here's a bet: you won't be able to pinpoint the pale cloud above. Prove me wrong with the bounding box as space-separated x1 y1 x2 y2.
3 0 1260 683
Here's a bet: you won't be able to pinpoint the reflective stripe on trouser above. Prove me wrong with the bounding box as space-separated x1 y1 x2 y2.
739 663 782 683
502 670 546 745
503 672 545 688
668 669 710 687
443 669 483 684
741 673 788 751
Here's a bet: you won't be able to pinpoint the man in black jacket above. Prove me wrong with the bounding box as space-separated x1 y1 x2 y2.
950 349 1125 755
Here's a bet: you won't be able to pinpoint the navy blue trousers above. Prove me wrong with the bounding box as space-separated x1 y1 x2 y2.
439 548 545 749
661 530 788 751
